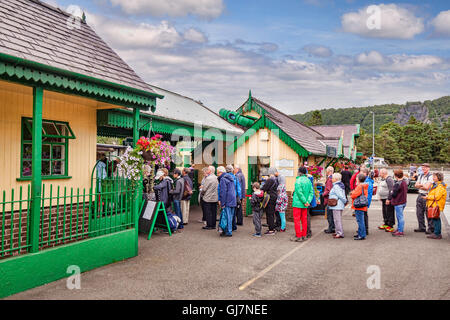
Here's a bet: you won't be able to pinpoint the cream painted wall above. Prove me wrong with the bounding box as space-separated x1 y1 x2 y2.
233 127 301 192
0 80 98 198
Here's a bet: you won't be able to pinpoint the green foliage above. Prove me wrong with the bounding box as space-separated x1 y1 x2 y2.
305 110 323 126
356 119 450 164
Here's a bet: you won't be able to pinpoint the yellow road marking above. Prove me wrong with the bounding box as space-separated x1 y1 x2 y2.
239 231 321 291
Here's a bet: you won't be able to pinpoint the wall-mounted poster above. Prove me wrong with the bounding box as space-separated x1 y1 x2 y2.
278 169 294 177
276 159 294 168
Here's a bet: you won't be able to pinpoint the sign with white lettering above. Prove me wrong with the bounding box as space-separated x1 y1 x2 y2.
278 169 294 177
275 159 294 168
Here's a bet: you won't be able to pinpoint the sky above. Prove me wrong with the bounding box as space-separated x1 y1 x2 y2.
44 0 450 114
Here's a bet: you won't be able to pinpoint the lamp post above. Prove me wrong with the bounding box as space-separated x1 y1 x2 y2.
370 111 375 170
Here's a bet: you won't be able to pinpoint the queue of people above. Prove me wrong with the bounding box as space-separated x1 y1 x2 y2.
152 162 447 242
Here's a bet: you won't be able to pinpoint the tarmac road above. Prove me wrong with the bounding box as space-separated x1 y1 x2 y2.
6 193 450 300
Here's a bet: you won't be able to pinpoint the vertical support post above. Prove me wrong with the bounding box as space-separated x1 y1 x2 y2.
29 87 43 253
132 108 140 255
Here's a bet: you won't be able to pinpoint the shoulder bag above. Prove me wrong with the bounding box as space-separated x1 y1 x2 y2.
427 199 440 219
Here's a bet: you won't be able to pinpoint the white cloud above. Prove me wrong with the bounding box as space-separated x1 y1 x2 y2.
303 44 333 58
183 28 208 43
431 10 450 37
341 4 424 39
356 51 385 65
108 0 225 19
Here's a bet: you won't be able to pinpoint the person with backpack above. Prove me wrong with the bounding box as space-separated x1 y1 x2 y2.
424 172 447 240
261 167 279 235
328 173 347 239
250 182 265 237
414 163 434 234
169 169 185 229
360 168 374 235
389 170 408 237
291 166 314 242
181 167 193 225
378 168 395 233
226 165 241 231
351 173 369 240
217 166 236 237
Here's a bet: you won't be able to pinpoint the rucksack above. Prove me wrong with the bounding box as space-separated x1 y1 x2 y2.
182 178 193 199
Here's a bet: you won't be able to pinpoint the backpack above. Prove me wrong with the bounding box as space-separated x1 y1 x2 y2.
354 186 369 208
166 212 179 231
182 178 193 199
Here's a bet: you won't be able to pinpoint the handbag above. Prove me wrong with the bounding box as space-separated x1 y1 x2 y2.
354 193 368 208
427 199 440 219
328 198 338 207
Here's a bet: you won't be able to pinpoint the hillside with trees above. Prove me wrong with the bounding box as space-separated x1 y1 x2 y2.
291 96 450 133
291 96 450 164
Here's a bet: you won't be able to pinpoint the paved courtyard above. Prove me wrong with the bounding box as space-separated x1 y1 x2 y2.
7 194 450 300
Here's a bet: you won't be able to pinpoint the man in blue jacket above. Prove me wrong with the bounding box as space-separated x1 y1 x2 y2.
233 165 246 226
361 167 374 235
217 166 237 237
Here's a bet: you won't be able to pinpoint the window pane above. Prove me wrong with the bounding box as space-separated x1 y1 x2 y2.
23 124 32 140
23 144 32 159
56 123 69 136
43 121 59 136
43 136 63 143
52 161 65 175
42 144 51 159
52 145 64 160
22 161 32 177
42 161 50 176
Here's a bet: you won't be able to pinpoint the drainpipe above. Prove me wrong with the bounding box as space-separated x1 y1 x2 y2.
29 87 43 253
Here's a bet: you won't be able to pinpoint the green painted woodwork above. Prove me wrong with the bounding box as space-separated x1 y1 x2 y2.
30 87 43 253
219 109 255 127
20 117 74 179
97 110 238 141
133 108 140 145
0 53 162 111
146 202 172 240
227 115 311 158
0 229 136 298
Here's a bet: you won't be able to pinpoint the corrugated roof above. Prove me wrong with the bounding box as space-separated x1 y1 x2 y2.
251 97 328 155
140 85 244 134
0 0 155 93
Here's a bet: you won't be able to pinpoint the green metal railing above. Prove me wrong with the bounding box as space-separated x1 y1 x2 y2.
1 185 32 258
0 177 136 259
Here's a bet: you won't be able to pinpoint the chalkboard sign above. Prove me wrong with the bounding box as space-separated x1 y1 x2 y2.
138 200 172 239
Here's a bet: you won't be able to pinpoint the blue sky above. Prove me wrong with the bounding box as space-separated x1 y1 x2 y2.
46 0 450 114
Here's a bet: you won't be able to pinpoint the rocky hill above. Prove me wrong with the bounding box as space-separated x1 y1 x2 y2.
291 96 450 132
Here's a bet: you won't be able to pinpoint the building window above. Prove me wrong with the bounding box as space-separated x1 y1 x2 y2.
21 117 75 179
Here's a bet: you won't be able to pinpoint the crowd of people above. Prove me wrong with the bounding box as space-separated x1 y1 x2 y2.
150 162 447 241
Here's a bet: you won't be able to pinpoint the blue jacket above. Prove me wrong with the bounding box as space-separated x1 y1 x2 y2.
218 173 237 208
229 173 242 200
329 181 347 210
365 177 374 207
236 170 246 199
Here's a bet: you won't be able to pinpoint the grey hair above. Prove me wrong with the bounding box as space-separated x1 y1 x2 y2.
217 166 226 174
326 166 334 174
332 173 342 181
225 165 234 173
208 166 216 174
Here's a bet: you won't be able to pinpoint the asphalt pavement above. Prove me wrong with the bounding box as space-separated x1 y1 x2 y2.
6 193 450 300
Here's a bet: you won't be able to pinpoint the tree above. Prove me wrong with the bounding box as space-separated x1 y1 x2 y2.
306 110 323 126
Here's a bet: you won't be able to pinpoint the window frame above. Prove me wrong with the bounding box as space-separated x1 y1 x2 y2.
18 117 75 180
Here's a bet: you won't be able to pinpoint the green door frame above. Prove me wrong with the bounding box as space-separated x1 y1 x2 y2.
132 108 141 255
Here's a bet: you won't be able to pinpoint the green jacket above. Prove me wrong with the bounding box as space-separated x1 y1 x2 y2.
293 175 314 208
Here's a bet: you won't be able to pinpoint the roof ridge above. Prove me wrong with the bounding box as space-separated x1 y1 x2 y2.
252 97 325 137
28 0 85 21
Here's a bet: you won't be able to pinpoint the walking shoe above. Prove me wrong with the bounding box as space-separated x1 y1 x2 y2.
279 229 286 232
425 230 433 235
378 224 388 230
324 229 334 234
252 233 262 238
414 228 426 233
225 234 232 237
333 234 344 239
290 236 303 242
354 236 365 240
264 230 276 235
202 226 214 230
427 234 442 239
385 226 395 233
392 231 404 237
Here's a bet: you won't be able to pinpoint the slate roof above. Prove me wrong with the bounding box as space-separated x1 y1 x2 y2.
251 97 328 155
140 85 244 134
0 0 155 93
311 125 359 148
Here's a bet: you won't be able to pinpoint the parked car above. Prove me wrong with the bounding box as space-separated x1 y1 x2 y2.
364 157 389 168
407 178 419 193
